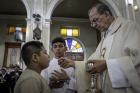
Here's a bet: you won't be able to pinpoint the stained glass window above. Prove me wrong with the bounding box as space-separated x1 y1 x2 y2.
65 38 84 61
60 27 79 37
65 38 83 52
15 27 23 41
8 26 26 34
8 26 26 42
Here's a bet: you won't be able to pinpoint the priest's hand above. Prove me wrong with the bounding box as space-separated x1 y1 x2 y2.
58 57 75 68
86 60 107 74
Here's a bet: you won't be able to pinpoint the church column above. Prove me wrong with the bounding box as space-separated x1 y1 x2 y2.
44 0 64 53
41 19 51 53
22 0 51 53
25 18 33 41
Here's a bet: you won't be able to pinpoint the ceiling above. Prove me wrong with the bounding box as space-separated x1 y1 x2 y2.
0 0 27 15
0 0 100 19
52 0 100 18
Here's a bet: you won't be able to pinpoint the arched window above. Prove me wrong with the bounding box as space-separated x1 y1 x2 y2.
65 37 84 61
65 38 83 52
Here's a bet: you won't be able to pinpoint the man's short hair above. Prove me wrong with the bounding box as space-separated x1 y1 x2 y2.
21 41 44 66
51 37 66 47
89 3 112 16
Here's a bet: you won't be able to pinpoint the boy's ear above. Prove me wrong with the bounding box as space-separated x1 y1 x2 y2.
32 53 39 63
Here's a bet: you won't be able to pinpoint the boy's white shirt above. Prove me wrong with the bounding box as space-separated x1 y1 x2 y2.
41 58 76 93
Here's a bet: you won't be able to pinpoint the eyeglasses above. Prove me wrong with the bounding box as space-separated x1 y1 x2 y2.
90 14 103 27
52 44 65 48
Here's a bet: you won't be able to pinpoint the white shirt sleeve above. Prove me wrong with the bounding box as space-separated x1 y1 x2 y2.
65 67 77 91
68 77 77 90
106 59 131 88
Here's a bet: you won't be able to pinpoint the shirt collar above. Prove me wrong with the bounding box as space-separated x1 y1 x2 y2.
104 17 123 37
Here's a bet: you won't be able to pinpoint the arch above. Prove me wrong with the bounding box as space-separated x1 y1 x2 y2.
51 0 122 18
21 0 31 18
100 0 122 16
46 0 64 19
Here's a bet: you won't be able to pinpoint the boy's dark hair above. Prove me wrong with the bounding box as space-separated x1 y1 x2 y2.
89 3 112 16
51 37 66 46
21 41 44 66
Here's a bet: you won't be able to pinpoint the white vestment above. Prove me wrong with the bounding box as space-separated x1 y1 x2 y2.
76 17 140 93
41 58 77 93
